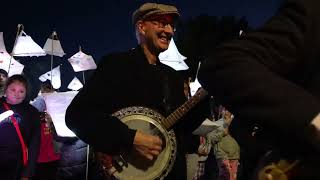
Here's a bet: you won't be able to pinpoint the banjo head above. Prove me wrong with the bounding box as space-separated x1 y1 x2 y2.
110 106 177 180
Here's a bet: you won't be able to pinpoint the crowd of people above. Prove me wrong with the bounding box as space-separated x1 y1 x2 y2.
0 72 88 180
1 0 320 179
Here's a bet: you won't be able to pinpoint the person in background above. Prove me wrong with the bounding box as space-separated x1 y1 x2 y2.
55 137 87 180
211 107 240 180
0 74 41 180
183 78 206 180
31 81 87 180
66 2 209 179
31 81 61 180
198 0 320 179
0 68 8 97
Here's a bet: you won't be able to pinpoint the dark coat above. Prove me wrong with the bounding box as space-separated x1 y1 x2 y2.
199 0 320 150
56 138 87 180
66 45 209 179
0 97 41 178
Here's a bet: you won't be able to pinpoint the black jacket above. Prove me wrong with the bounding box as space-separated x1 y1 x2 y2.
0 97 41 178
199 0 320 151
66 45 208 179
56 138 87 180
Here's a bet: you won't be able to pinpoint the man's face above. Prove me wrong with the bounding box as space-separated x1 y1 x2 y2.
140 15 176 52
0 73 8 86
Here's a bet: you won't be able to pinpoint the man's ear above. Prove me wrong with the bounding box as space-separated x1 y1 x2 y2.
136 21 146 35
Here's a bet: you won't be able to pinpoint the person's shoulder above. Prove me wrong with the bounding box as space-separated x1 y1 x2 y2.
99 48 135 66
25 103 41 114
30 96 46 112
159 62 177 73
159 63 182 79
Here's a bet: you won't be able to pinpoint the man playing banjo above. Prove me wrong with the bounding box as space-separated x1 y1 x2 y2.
66 3 209 179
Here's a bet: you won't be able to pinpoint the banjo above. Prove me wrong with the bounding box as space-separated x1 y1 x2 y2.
96 88 208 180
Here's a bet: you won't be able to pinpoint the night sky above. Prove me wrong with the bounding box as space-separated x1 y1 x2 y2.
1 0 282 98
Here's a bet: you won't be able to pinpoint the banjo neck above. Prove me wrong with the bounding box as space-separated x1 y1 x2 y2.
162 88 208 130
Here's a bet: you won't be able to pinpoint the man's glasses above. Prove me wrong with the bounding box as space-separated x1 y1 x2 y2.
150 20 176 32
144 16 177 32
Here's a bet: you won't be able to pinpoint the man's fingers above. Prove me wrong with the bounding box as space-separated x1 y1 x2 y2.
150 149 161 156
151 143 163 151
151 136 163 146
145 154 154 160
133 131 165 161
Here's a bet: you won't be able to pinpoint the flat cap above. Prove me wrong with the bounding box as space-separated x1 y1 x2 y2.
132 3 180 24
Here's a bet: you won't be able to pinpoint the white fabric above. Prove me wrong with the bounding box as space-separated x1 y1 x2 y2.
67 77 83 91
0 32 7 53
159 39 189 71
239 30 244 36
12 31 46 57
42 91 78 137
160 60 189 71
0 51 24 77
39 65 61 89
43 38 65 57
192 118 221 136
0 32 24 76
0 110 14 122
190 78 202 96
159 39 187 62
68 50 97 72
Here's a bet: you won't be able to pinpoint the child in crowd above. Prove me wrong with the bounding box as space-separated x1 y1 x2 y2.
0 74 41 180
31 81 61 180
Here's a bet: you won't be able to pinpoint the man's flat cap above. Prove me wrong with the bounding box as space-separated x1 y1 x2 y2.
132 3 180 24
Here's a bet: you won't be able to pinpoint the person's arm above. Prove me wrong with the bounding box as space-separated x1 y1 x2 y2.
65 57 137 154
199 0 320 143
312 114 320 130
308 114 320 150
21 110 41 178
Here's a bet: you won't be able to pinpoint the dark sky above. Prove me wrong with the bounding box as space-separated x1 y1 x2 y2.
1 0 282 97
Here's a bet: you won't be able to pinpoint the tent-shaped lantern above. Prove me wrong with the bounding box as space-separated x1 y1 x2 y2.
159 39 189 71
43 31 65 57
0 32 24 76
11 25 46 57
67 76 83 91
39 65 61 89
189 61 202 96
68 49 97 72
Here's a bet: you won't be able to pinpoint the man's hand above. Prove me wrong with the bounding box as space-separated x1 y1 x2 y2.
310 113 320 150
133 131 163 160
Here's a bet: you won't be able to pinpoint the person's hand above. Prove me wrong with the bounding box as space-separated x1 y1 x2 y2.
223 110 234 126
133 130 163 160
21 177 28 180
198 137 211 156
198 144 210 156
